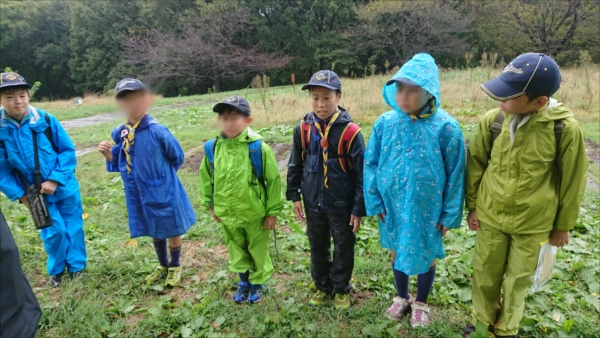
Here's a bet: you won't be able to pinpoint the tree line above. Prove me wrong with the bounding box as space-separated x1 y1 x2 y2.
1 0 598 99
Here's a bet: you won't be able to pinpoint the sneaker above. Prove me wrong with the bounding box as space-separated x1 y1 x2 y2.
165 266 182 287
309 290 329 306
49 274 63 288
145 265 168 285
334 293 351 310
386 296 412 320
410 301 432 328
248 284 265 303
69 270 83 280
233 281 250 304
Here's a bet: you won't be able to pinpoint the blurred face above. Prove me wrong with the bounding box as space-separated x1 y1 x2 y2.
117 90 154 122
310 86 341 120
0 87 29 118
395 83 431 115
499 94 549 115
218 109 252 138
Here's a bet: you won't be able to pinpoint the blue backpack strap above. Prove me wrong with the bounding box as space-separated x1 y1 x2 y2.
248 140 263 180
204 139 217 208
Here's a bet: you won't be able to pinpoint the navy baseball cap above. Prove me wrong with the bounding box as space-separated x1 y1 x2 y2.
0 73 31 90
115 78 150 98
213 95 251 116
302 70 342 92
481 53 561 100
386 77 419 87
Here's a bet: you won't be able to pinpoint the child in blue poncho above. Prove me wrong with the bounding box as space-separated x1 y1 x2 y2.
98 78 196 288
364 54 465 327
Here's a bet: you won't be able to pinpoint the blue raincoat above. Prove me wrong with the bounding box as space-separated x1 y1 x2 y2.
364 53 465 275
0 107 87 276
106 114 196 239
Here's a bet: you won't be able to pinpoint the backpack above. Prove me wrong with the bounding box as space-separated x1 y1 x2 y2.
300 121 361 172
490 112 563 158
0 110 57 153
204 138 265 208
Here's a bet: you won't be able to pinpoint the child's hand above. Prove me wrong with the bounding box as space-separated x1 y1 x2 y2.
264 216 277 230
467 210 480 231
549 229 569 247
377 212 386 223
293 201 305 222
40 180 58 195
209 208 221 223
349 215 361 233
98 141 113 161
436 223 449 236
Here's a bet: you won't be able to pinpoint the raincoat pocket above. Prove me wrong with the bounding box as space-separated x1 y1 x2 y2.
141 177 169 206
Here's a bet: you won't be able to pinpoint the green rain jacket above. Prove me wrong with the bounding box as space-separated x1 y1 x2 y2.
200 127 283 228
466 100 588 234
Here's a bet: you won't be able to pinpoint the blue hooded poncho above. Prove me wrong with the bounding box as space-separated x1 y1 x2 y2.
364 53 466 275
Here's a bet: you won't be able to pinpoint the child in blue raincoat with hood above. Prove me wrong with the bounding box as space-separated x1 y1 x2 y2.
364 54 465 327
0 73 87 288
98 78 196 288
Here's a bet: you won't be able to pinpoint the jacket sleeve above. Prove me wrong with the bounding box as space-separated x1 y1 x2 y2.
262 143 283 217
286 124 303 202
466 110 495 210
363 118 385 216
438 122 466 229
158 127 185 170
350 131 366 217
0 145 25 201
106 127 121 172
199 152 212 208
46 114 77 186
554 118 588 231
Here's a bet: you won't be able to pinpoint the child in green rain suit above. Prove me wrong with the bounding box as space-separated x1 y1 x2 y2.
464 53 588 337
200 95 283 304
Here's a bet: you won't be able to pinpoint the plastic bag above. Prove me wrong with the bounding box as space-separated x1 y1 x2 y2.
531 240 559 293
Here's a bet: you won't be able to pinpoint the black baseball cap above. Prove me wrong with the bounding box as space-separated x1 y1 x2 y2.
386 77 419 87
213 95 251 116
481 53 561 100
0 73 31 90
302 70 342 92
115 78 150 98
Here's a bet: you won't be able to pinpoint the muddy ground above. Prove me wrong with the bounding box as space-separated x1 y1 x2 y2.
180 143 293 172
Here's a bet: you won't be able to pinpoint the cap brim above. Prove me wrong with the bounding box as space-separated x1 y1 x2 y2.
481 77 525 101
213 102 250 115
386 77 420 87
0 83 32 90
301 84 339 91
115 87 150 98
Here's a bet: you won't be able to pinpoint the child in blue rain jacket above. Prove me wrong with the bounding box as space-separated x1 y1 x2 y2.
98 78 196 288
364 54 465 327
0 72 87 287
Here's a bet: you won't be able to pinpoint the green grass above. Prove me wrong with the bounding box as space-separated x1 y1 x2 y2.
3 104 599 338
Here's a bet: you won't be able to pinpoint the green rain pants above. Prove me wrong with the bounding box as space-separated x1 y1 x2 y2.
471 222 550 336
221 219 273 285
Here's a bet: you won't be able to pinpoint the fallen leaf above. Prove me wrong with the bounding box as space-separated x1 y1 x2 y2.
125 239 138 247
82 212 89 220
553 313 561 322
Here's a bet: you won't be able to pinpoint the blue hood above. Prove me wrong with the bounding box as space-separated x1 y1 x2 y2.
382 53 441 116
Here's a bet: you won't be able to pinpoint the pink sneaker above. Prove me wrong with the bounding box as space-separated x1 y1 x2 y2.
410 301 432 327
386 296 412 320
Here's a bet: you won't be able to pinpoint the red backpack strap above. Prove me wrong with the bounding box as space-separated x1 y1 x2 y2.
300 121 311 161
337 122 361 172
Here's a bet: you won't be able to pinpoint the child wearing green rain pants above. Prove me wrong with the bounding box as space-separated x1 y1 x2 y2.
200 95 283 304
364 53 466 327
464 53 588 338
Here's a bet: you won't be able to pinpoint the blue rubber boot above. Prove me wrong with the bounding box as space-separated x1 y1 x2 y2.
233 281 250 304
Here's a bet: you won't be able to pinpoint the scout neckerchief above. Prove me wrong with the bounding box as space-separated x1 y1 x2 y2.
313 110 340 188
1 107 31 128
122 118 142 174
408 98 436 120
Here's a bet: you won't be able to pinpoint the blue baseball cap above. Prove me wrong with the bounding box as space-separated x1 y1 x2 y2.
213 95 251 116
386 77 419 87
0 73 31 90
302 70 342 92
115 78 150 98
481 53 561 100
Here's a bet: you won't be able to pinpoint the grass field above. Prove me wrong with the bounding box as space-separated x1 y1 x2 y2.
2 66 599 338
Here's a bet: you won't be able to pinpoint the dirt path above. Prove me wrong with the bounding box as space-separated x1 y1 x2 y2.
62 100 217 130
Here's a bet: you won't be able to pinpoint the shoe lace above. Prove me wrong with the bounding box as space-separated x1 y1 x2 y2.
166 269 176 280
337 294 349 302
412 303 430 321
